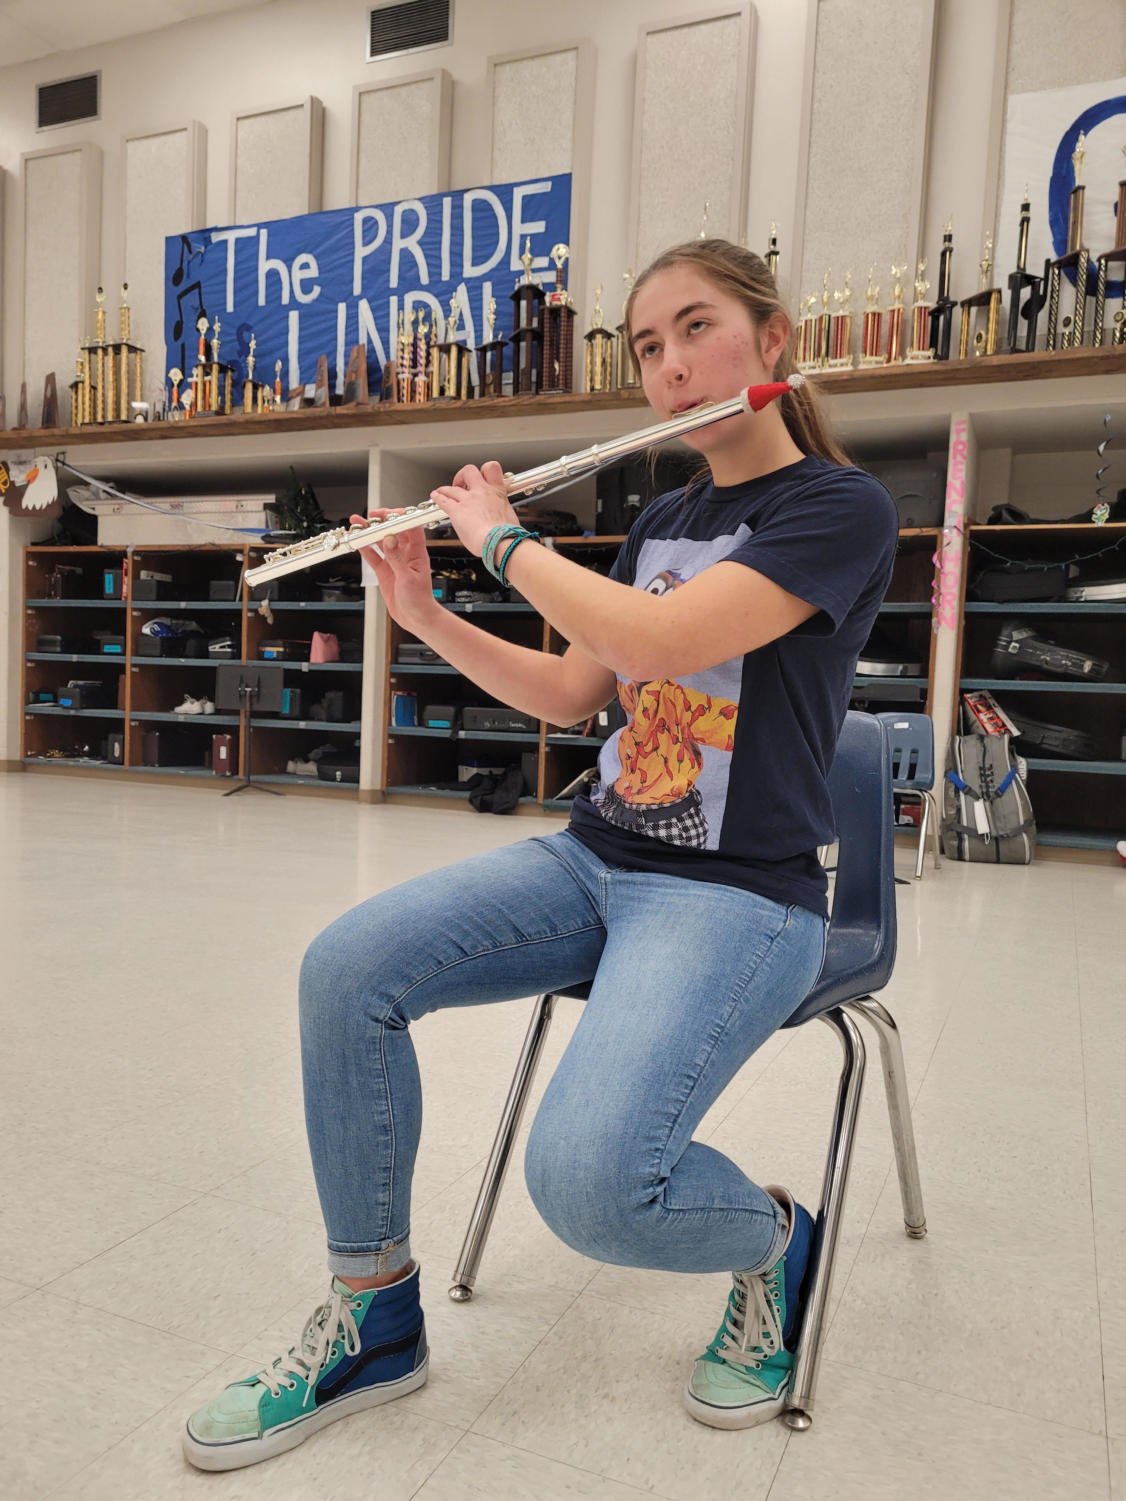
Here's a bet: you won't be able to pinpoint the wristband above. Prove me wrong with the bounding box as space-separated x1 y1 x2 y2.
482 524 539 584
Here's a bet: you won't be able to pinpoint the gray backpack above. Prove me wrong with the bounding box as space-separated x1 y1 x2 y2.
941 734 1036 864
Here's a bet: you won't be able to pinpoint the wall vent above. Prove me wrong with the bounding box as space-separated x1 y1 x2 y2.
37 73 100 129
368 0 451 62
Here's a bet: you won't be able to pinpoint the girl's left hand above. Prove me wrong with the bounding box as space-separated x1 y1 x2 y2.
429 460 520 557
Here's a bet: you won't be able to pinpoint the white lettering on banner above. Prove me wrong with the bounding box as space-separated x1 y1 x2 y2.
259 229 292 306
441 195 452 283
288 309 300 391
210 226 257 312
292 252 321 304
336 301 346 394
357 298 389 369
390 200 429 288
352 209 387 296
462 189 507 278
510 182 551 272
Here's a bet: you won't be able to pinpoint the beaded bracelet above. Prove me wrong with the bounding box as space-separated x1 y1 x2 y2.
481 523 539 585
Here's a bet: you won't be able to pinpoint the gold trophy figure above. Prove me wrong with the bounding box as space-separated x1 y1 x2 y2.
860 265 884 365
816 271 832 367
395 310 411 404
885 264 907 363
243 335 257 413
93 287 107 423
827 270 854 368
439 296 471 400
584 284 616 392
958 233 1002 357
906 260 935 361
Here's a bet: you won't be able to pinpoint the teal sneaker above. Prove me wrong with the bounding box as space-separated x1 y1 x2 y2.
183 1264 428 1471
683 1186 812 1430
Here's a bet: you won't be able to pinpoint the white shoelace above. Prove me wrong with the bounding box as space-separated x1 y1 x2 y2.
255 1287 364 1409
716 1268 783 1371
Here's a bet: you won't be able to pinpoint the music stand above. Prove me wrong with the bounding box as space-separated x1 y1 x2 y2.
215 662 285 796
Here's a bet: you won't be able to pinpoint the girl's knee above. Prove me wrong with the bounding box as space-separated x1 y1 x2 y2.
523 1110 649 1260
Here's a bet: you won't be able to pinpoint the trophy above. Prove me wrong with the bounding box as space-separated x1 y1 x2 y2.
242 333 269 413
394 310 412 404
827 270 854 368
75 287 108 424
476 297 506 398
540 243 576 393
1004 190 1045 354
197 316 233 415
958 234 1002 357
436 298 471 400
1093 148 1126 346
816 271 833 367
414 315 433 403
68 358 85 426
510 237 545 396
906 261 934 361
885 264 907 363
795 292 821 370
614 268 639 389
859 266 884 365
1045 133 1092 350
584 285 616 392
929 221 957 359
765 222 780 282
274 359 283 405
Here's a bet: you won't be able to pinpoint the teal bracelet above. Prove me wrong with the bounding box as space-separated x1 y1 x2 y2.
482 524 539 584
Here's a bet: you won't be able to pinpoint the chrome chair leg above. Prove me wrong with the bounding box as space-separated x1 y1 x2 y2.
783 1006 866 1430
848 997 926 1238
449 992 556 1301
914 791 928 880
925 789 941 869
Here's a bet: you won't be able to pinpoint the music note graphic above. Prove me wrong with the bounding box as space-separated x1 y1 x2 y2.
171 235 207 288
172 282 205 342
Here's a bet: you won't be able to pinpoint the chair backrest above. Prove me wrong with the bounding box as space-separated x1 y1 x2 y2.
875 711 935 790
785 711 897 1026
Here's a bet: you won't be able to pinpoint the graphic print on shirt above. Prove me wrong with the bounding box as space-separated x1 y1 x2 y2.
591 527 752 852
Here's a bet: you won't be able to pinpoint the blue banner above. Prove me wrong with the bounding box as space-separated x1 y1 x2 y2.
163 174 572 398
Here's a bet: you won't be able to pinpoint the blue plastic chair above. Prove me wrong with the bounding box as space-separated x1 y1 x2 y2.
447 712 926 1431
876 711 942 880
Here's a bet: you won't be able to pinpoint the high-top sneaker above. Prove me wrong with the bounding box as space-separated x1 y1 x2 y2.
684 1186 812 1429
183 1264 428 1471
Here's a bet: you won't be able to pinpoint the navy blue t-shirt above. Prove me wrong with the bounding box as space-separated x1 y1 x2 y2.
568 455 898 917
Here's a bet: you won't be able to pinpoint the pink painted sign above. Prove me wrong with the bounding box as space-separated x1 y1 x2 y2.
932 418 968 632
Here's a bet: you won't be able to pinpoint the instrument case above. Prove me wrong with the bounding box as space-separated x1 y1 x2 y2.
990 622 1108 681
316 749 360 783
260 639 311 661
1003 709 1097 761
971 563 1069 602
56 680 112 710
396 642 446 665
1063 575 1126 603
462 706 538 732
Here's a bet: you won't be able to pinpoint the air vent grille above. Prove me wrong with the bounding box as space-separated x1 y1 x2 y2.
37 73 100 129
368 0 450 61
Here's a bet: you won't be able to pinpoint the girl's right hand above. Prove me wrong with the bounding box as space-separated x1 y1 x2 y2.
351 511 440 632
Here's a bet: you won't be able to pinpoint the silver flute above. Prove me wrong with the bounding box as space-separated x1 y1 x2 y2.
243 375 805 585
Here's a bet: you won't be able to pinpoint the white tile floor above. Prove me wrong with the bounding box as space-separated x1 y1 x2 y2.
1 774 1122 1500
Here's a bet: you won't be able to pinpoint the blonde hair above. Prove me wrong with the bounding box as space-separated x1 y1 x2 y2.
625 238 852 468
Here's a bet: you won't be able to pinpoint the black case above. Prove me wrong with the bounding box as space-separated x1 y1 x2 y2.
103 731 125 763
422 703 459 729
209 580 238 601
462 706 538 732
132 578 168 601
1004 709 1097 760
316 750 360 783
36 634 70 653
991 622 1109 682
137 635 184 657
56 680 112 710
863 460 946 529
971 563 1069 603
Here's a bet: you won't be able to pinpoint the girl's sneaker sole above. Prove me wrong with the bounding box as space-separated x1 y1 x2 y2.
682 1378 787 1430
182 1354 429 1471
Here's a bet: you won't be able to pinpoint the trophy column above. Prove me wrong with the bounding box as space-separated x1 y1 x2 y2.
1004 192 1044 353
958 237 1002 358
1093 156 1126 346
1045 134 1092 350
584 286 616 392
929 222 956 360
510 238 545 396
540 244 576 394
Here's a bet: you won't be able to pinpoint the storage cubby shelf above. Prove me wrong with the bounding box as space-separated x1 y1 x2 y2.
259 601 364 612
383 784 537 804
129 711 242 726
443 602 536 614
252 660 363 672
129 601 243 611
545 734 609 746
24 706 125 719
26 599 126 609
879 603 933 614
1036 827 1120 851
388 726 540 743
25 652 118 664
960 678 1126 694
1024 760 1126 776
964 603 1126 615
132 657 244 667
389 664 461 675
253 773 356 789
250 719 360 732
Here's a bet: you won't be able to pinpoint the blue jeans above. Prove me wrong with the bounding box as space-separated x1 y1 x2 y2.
299 830 826 1280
